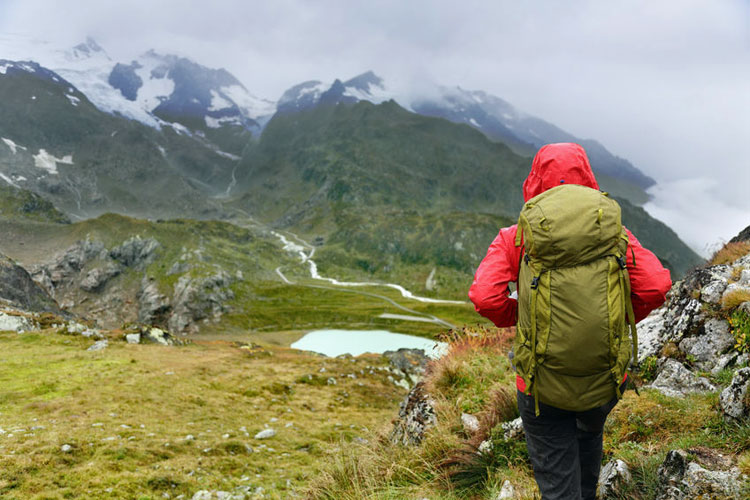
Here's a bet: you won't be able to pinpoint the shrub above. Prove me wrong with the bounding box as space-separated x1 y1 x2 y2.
729 309 750 354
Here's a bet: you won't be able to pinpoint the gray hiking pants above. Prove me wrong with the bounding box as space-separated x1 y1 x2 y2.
517 383 624 500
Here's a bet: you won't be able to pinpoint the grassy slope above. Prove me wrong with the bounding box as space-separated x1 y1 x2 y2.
0 327 407 499
309 327 750 499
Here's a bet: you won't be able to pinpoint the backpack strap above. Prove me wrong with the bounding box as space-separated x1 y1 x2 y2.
614 254 638 398
529 268 543 416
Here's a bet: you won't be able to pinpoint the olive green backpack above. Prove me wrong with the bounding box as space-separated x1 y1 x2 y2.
513 184 637 414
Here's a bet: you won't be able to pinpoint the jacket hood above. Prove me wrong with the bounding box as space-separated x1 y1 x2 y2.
522 143 599 202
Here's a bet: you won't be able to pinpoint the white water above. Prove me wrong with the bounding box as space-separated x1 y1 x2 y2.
272 231 466 305
291 329 448 358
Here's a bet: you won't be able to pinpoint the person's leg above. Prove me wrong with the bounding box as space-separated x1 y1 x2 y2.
575 382 625 500
517 390 580 500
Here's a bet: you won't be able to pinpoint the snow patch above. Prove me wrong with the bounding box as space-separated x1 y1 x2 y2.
0 63 9 74
221 84 276 118
469 118 479 127
66 94 80 106
343 81 395 104
205 115 241 129
33 149 73 174
208 90 232 111
132 55 174 112
0 173 20 188
2 138 26 154
502 112 514 121
167 122 191 136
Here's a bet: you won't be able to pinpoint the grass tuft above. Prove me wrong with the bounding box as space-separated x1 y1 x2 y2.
709 241 750 266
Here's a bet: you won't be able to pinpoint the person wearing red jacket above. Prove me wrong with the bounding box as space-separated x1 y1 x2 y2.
469 143 671 500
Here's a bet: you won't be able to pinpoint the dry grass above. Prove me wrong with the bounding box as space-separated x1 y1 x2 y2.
722 289 750 311
709 241 750 266
0 328 406 499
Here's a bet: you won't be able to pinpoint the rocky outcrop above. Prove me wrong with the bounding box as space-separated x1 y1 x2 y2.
137 277 171 326
636 251 750 398
168 271 235 334
648 359 717 398
390 382 436 446
656 449 745 499
597 459 631 499
0 253 61 314
33 239 107 297
719 367 750 422
109 236 160 269
79 264 121 292
383 348 429 385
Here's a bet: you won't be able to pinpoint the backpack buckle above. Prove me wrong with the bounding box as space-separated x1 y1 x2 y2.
616 256 627 269
530 276 540 289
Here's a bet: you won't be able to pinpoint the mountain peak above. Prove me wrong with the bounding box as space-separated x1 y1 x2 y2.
344 71 384 91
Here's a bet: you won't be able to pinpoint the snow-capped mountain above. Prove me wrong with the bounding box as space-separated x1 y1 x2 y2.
0 35 274 134
108 50 275 132
277 71 655 191
277 71 396 114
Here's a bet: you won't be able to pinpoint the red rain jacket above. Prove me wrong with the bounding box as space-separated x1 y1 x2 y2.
468 143 671 389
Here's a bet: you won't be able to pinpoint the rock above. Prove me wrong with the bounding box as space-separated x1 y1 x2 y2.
326 377 337 385
87 339 108 351
254 428 276 440
0 311 34 333
383 348 428 383
0 253 61 314
168 271 234 334
597 459 631 499
496 479 516 499
33 239 106 295
137 277 171 325
701 279 727 304
657 449 689 499
461 413 480 433
678 319 734 368
141 327 179 346
656 448 745 499
79 264 121 292
739 301 750 316
719 367 750 422
478 439 492 454
501 417 525 441
648 359 716 398
636 308 667 362
390 382 436 446
109 236 160 268
60 444 73 453
739 269 750 286
125 333 141 344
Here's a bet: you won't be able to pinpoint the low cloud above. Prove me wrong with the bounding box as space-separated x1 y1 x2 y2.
644 179 750 257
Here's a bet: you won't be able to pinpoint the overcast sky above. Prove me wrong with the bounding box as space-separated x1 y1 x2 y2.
1 0 749 255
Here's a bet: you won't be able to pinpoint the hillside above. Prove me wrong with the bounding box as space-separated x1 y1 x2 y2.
233 100 701 278
310 238 750 499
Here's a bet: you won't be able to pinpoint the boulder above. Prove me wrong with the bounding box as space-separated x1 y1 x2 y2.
461 413 480 433
501 417 525 441
597 459 631 499
254 428 275 440
637 308 667 362
383 348 429 383
0 311 35 333
648 359 716 398
87 339 108 351
390 382 436 446
79 264 121 292
0 253 61 314
495 480 516 499
109 236 159 268
137 278 171 326
656 448 745 499
141 327 178 346
678 319 734 369
719 367 750 422
168 271 234 334
125 333 141 344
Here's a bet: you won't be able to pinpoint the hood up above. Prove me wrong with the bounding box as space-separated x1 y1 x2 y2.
522 143 599 202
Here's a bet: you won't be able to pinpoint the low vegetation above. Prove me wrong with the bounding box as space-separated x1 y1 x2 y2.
307 326 750 499
0 327 408 499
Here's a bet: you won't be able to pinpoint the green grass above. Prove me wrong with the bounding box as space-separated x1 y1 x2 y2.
0 328 409 499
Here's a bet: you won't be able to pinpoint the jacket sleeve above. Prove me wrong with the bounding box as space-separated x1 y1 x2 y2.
625 228 672 322
468 225 522 327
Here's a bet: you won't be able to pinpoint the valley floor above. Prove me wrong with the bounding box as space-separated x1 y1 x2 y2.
0 327 407 499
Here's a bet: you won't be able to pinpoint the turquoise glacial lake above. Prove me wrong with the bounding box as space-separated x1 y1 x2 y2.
290 329 448 358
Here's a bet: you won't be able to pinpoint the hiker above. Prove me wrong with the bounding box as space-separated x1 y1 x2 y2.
468 143 671 500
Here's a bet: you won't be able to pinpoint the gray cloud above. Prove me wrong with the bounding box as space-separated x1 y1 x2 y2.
2 0 749 251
